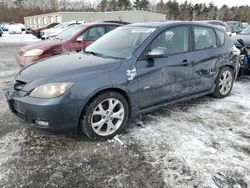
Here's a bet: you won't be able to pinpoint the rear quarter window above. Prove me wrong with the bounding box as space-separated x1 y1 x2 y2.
215 29 225 47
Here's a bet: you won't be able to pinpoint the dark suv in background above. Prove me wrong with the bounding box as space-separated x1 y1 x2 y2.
6 22 240 140
0 27 3 37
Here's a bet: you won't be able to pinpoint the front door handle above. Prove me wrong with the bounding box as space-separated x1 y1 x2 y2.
180 59 191 66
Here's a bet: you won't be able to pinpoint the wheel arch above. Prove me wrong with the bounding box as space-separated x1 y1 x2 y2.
218 64 237 79
79 87 132 124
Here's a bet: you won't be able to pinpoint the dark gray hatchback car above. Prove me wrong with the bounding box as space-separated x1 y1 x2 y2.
6 21 240 140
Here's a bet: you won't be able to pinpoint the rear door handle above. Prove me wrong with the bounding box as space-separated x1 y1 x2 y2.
180 59 191 66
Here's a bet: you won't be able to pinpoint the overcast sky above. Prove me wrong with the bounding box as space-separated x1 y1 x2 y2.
162 0 250 7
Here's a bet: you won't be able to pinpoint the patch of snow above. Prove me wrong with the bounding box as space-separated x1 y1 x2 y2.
0 70 17 78
0 129 26 186
113 135 125 146
0 33 40 44
130 80 250 187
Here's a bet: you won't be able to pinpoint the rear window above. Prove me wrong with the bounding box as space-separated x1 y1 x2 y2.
215 29 225 47
194 26 217 50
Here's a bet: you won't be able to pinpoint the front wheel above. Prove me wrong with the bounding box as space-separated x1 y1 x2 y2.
212 67 234 98
80 91 129 140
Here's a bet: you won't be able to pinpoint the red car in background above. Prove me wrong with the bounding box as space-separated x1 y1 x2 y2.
17 22 122 68
31 22 59 38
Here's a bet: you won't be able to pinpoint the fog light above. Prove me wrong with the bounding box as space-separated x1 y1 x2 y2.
35 120 49 128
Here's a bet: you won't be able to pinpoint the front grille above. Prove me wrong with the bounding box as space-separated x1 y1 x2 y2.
14 80 27 91
13 101 25 115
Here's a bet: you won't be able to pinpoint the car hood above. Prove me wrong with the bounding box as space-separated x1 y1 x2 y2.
231 34 250 47
20 39 64 52
18 52 122 83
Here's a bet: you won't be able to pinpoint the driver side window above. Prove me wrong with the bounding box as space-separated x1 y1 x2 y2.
150 26 189 55
80 26 105 41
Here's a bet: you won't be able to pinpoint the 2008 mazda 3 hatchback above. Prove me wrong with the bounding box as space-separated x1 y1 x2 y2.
6 21 240 140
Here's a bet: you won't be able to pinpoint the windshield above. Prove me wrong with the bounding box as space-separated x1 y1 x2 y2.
241 25 250 34
56 25 86 40
85 26 155 59
54 23 69 29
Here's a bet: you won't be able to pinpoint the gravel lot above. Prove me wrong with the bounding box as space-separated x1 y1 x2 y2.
0 34 250 188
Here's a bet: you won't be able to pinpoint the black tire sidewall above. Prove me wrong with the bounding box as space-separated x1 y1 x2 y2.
213 67 234 98
81 92 129 140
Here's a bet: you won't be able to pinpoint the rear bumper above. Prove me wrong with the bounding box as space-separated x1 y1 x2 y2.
5 91 81 133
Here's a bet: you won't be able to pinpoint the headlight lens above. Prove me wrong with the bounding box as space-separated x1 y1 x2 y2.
23 49 44 57
29 83 73 99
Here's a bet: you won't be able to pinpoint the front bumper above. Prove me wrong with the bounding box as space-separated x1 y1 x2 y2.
5 90 81 133
16 55 41 68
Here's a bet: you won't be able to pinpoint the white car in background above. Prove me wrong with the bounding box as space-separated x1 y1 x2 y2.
40 21 83 40
8 24 22 34
17 23 26 32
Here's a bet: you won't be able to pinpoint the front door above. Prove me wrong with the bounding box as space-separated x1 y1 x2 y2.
74 26 106 51
137 26 194 108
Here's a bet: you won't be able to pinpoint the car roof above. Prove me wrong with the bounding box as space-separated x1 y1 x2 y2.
125 21 219 29
78 22 122 27
200 20 224 23
226 21 241 23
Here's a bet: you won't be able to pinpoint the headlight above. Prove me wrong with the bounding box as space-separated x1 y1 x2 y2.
29 83 73 99
23 49 44 57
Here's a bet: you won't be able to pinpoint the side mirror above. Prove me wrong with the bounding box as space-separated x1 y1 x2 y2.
76 36 84 42
147 47 168 59
238 39 245 47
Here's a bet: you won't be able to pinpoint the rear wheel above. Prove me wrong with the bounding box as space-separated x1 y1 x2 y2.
80 91 129 140
212 67 234 98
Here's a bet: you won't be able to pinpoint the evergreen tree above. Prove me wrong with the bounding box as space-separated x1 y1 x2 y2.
134 0 149 10
98 0 108 11
117 0 131 10
155 0 165 14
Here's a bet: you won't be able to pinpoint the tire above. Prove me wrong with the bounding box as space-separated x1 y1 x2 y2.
80 91 129 140
212 67 234 98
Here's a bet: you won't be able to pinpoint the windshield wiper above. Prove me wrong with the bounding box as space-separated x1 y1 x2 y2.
84 51 103 56
84 51 124 60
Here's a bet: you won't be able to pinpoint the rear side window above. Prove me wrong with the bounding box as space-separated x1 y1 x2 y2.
150 26 189 55
106 25 118 32
215 29 225 47
194 26 217 50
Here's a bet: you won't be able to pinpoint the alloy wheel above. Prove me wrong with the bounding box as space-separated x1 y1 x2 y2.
91 98 125 136
219 70 233 95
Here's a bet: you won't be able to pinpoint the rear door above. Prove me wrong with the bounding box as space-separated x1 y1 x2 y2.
137 25 194 108
190 25 224 93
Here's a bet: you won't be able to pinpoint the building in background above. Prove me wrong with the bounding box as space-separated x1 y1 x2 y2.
24 10 166 28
